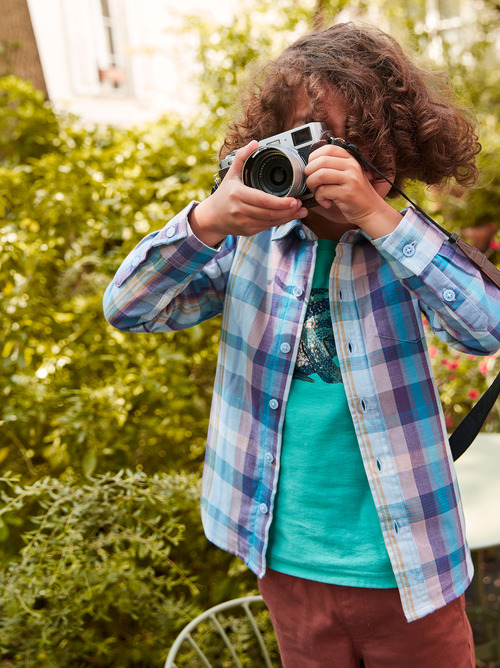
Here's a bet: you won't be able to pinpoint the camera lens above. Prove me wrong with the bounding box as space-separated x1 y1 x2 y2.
242 147 307 198
259 155 293 195
269 166 287 186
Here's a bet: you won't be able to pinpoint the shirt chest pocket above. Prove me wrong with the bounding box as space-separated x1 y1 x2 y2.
368 279 425 344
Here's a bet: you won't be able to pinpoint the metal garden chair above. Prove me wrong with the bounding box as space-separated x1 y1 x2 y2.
164 595 279 667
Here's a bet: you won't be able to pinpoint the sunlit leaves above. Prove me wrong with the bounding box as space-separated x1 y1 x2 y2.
0 76 226 482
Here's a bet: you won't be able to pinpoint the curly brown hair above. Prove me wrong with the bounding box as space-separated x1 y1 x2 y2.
220 22 480 190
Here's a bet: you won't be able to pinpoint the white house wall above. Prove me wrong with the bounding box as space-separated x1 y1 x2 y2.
27 0 234 126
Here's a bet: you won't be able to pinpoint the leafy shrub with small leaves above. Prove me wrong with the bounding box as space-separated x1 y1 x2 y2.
0 470 256 667
0 75 222 484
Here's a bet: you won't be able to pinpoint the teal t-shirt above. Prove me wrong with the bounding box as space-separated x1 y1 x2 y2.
267 239 397 588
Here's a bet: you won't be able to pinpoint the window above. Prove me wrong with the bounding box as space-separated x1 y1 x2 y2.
98 0 127 89
62 0 130 96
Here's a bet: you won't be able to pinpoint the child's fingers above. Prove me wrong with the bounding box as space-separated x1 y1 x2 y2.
245 189 304 212
239 199 307 222
308 142 352 164
305 154 353 179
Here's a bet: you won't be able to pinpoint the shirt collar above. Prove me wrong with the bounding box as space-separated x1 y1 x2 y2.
271 219 317 242
271 219 368 244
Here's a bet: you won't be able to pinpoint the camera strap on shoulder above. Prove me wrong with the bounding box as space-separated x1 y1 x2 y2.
311 132 500 460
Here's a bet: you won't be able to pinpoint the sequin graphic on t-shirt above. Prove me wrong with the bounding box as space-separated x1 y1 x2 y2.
293 288 343 384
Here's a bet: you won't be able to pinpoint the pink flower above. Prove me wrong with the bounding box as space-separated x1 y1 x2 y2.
449 360 460 370
479 361 488 376
468 389 480 400
489 240 500 250
429 346 437 358
445 416 453 428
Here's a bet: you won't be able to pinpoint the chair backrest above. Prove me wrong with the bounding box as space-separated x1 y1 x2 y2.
165 595 279 668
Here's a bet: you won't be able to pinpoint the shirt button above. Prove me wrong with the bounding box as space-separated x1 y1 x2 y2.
269 399 279 410
280 342 291 354
264 452 274 463
297 229 306 240
292 286 303 298
166 226 176 238
443 288 456 302
402 243 415 257
131 255 141 267
259 503 269 514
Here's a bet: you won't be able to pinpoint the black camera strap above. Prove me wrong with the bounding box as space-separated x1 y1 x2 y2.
313 133 500 460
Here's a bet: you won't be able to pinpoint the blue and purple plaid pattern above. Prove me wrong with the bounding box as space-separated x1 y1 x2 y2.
104 203 500 621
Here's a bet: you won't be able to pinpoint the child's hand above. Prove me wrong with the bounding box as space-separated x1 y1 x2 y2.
305 143 402 238
189 142 308 247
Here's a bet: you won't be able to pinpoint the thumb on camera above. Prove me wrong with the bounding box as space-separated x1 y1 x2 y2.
229 141 259 178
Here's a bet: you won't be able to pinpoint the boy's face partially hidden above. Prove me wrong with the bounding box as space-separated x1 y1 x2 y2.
289 89 395 239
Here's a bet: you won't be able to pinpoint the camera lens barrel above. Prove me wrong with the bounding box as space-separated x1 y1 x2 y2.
242 146 307 198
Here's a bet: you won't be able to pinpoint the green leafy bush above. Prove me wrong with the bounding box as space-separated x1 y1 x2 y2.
0 470 256 667
0 75 223 482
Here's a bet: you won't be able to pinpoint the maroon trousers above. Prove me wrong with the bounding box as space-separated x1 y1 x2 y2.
259 569 475 668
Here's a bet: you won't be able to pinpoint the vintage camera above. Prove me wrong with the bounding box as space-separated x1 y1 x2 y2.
214 122 328 203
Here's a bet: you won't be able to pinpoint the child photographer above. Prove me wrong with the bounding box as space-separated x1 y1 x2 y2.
104 22 500 667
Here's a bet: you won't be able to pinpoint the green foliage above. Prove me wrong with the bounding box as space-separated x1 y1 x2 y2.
0 75 224 481
0 75 60 164
0 470 255 667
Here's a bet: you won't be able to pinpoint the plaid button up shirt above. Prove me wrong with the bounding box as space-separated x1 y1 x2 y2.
104 203 500 621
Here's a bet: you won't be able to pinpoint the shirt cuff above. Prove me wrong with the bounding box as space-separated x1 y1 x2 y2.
372 207 447 276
